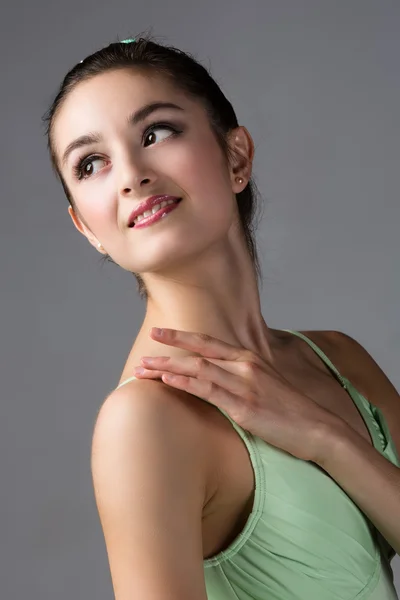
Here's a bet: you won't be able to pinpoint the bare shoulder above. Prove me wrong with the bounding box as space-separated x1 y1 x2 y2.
94 379 218 508
90 379 213 598
303 329 400 457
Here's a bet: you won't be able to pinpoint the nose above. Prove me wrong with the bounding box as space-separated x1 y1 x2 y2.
117 153 156 196
120 173 152 195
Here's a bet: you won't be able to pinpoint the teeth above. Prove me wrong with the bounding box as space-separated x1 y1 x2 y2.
134 199 177 224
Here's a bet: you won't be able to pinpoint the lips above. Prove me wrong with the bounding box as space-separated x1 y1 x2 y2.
128 195 182 227
132 199 182 229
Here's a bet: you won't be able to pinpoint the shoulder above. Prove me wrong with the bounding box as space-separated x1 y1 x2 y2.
322 329 398 400
299 329 396 392
91 379 211 598
93 379 217 509
307 329 400 456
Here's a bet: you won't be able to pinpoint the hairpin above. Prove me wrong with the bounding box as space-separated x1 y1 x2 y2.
79 38 136 63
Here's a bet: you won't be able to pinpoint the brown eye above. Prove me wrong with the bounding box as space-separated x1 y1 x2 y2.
143 124 180 147
74 156 105 180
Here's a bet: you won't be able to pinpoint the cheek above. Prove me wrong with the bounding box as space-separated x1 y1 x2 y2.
183 160 235 237
171 137 231 200
75 187 115 232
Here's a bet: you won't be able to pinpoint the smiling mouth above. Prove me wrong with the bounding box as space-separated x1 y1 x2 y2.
129 198 182 227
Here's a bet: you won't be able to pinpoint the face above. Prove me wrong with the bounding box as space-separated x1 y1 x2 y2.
53 68 252 277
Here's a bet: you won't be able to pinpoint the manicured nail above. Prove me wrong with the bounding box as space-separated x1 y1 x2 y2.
163 373 175 382
133 367 145 375
152 327 164 336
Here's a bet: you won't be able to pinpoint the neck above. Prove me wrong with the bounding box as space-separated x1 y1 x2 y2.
137 237 279 361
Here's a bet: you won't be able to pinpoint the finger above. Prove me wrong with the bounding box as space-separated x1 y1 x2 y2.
136 355 250 379
133 366 165 379
140 355 250 397
150 328 250 362
160 373 250 423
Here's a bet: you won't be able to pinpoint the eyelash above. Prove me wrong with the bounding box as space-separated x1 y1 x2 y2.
72 121 183 181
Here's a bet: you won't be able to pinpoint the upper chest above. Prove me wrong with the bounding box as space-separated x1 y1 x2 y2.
202 329 400 559
205 328 400 509
204 330 379 507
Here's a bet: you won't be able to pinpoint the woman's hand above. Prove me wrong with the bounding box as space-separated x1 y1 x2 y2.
133 328 345 464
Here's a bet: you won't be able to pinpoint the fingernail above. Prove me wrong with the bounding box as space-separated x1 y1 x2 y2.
152 327 164 336
133 367 145 375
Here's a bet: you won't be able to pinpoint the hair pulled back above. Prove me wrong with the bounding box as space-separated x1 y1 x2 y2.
42 31 264 300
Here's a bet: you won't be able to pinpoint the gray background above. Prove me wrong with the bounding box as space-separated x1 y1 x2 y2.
1 0 399 597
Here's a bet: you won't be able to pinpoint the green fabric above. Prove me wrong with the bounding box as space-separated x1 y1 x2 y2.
115 329 399 599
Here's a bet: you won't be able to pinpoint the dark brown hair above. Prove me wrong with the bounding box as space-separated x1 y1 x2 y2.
42 31 264 300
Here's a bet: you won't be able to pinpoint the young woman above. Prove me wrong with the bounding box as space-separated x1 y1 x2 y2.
43 35 400 600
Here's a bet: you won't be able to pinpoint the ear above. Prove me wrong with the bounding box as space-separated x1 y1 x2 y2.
227 126 254 192
68 206 103 252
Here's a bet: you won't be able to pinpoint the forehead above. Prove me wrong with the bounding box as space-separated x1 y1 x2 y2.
53 69 198 161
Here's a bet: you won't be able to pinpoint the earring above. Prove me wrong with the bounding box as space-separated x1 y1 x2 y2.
98 242 103 250
236 177 244 184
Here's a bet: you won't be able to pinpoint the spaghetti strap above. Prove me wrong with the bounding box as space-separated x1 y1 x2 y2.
116 375 138 389
281 329 348 389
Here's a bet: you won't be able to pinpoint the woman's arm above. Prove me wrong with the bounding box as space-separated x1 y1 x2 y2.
318 420 400 555
91 380 210 600
316 331 400 555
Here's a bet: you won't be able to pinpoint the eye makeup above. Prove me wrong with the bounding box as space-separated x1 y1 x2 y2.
71 120 184 181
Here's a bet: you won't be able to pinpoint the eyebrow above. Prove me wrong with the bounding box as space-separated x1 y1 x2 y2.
60 101 184 168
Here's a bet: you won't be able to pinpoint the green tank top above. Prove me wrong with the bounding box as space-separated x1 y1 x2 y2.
115 329 400 599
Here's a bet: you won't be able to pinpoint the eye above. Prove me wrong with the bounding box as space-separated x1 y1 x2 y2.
143 122 181 147
72 122 182 181
73 156 106 181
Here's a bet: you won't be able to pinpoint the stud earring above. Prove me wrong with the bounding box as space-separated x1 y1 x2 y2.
236 177 244 184
97 242 103 250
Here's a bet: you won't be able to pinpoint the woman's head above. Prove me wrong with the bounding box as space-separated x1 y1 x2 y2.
43 33 263 300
